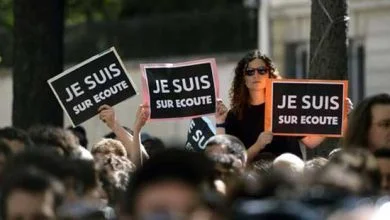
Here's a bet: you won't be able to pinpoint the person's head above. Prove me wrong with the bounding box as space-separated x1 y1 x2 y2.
0 126 33 153
205 134 247 172
344 93 390 151
304 157 328 178
120 148 215 220
374 148 390 194
1 167 65 220
97 154 135 206
91 138 127 162
273 153 305 179
326 148 381 195
328 148 342 160
141 134 165 158
3 149 67 181
0 140 12 180
62 159 100 203
67 126 88 149
230 50 281 119
28 125 79 157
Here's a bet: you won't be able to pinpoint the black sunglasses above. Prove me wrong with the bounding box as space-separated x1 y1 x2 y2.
245 66 269 76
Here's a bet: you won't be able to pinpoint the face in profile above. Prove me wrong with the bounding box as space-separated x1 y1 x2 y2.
244 58 269 91
6 189 56 220
368 104 390 150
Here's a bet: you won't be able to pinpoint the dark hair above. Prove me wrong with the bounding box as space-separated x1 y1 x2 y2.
0 140 12 158
104 126 133 139
63 159 98 196
141 135 165 158
0 126 33 148
67 126 88 148
374 148 390 159
28 125 78 157
0 167 65 219
3 149 67 180
326 148 381 195
230 50 281 119
121 148 215 215
344 93 390 149
205 134 247 170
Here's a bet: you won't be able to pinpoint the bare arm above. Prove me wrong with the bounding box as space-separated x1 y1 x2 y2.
132 104 150 167
300 98 353 149
98 105 142 166
215 99 228 135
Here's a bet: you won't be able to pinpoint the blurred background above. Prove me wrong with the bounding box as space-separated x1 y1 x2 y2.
0 0 389 147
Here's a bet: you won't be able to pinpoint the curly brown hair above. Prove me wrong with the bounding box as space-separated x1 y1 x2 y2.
229 50 281 119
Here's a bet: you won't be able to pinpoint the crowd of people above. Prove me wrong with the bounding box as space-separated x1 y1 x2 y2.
0 50 389 220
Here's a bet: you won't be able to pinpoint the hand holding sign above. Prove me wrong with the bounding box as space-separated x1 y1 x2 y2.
215 99 229 124
98 105 117 130
346 98 354 115
48 47 137 126
134 104 150 132
141 59 219 120
256 131 273 148
265 79 348 137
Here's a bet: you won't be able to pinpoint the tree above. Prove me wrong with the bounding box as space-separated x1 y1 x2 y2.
13 0 65 129
308 0 348 157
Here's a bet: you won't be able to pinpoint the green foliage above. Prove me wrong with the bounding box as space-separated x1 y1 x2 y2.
65 0 124 25
0 0 13 29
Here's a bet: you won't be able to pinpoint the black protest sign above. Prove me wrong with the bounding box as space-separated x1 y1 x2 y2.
265 79 348 137
185 117 216 152
48 47 137 126
141 59 218 119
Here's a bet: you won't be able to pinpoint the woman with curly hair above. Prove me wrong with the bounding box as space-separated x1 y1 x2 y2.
216 50 326 163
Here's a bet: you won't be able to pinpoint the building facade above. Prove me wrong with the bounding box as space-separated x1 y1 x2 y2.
270 0 390 104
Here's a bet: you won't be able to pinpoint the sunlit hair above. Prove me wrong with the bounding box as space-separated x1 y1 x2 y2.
344 93 390 149
229 50 281 119
91 138 127 158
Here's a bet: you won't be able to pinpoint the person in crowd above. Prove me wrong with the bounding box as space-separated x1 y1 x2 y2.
205 134 247 171
273 153 305 180
204 134 247 195
313 148 381 196
374 148 390 194
2 149 67 182
96 154 135 207
119 148 217 220
215 50 330 163
328 148 342 160
141 133 166 158
344 93 390 151
91 138 128 162
0 167 65 220
0 140 12 181
61 159 101 204
304 157 328 178
67 125 89 149
0 126 33 153
98 104 149 167
248 152 276 176
27 125 79 157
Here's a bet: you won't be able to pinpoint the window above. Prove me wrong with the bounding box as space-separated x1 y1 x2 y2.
284 39 365 103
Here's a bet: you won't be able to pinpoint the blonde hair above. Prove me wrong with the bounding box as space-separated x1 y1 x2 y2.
91 138 127 158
